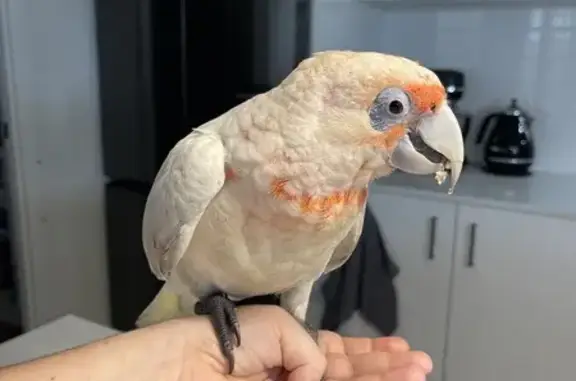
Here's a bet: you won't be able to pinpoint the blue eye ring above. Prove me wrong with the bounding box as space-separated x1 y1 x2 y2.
369 87 412 131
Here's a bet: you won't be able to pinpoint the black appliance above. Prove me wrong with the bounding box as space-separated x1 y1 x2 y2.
475 98 535 176
95 0 312 331
432 69 472 163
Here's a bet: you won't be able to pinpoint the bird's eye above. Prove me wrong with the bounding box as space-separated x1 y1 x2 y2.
369 87 412 131
388 100 404 115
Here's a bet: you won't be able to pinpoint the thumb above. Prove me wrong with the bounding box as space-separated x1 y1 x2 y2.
274 308 326 381
236 306 327 381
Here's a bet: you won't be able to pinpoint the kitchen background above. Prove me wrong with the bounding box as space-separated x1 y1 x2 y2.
1 1 576 381
310 1 576 173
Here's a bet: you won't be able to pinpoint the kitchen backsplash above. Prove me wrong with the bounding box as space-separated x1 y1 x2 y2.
310 2 576 174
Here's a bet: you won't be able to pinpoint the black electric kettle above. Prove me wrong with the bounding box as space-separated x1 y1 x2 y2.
475 98 535 176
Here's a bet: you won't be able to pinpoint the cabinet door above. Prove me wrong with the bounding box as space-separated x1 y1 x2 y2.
446 206 576 381
369 191 457 381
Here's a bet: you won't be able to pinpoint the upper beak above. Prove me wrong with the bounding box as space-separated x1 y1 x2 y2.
389 103 464 193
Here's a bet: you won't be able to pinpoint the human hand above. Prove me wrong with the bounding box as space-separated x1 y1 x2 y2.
176 305 432 381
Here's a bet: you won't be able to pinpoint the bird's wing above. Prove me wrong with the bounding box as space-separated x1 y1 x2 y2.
323 203 367 274
142 129 226 280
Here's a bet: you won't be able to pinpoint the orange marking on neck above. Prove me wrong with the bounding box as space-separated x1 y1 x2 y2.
404 84 445 113
224 166 237 181
364 124 406 150
270 178 367 219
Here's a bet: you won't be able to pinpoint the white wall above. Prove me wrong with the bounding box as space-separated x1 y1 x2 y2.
0 0 109 329
311 2 576 174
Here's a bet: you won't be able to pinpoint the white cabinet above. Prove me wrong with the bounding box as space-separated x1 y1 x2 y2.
370 188 576 381
369 192 457 381
445 206 576 381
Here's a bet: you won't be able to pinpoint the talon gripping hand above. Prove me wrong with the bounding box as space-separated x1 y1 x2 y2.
135 50 464 374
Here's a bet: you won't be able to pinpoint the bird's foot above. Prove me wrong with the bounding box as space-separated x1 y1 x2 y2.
194 292 240 374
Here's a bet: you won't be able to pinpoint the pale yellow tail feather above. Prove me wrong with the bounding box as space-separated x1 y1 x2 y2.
135 285 182 328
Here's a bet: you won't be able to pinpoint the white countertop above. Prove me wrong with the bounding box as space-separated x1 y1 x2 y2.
0 314 119 367
370 166 576 220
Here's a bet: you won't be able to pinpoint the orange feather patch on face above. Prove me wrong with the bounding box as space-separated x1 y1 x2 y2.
270 178 367 220
363 124 406 150
405 83 446 113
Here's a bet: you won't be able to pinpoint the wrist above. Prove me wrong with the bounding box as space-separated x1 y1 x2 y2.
157 316 226 378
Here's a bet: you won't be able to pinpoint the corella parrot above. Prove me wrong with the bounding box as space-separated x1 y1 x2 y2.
136 50 464 373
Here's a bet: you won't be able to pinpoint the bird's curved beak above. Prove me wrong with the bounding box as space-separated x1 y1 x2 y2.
389 103 464 193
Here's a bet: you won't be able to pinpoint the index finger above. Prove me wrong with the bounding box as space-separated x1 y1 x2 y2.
342 336 410 355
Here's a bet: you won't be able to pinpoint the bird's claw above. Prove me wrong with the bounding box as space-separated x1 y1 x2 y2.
195 292 240 374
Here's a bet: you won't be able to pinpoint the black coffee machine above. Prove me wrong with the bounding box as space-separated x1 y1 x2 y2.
432 69 472 164
475 98 535 176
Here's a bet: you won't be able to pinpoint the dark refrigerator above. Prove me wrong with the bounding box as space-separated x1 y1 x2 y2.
95 0 311 331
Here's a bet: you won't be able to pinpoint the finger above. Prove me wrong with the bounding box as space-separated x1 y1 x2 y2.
341 365 428 381
342 336 410 355
323 351 432 380
349 351 433 376
324 353 354 380
372 337 411 353
318 331 346 355
287 365 325 381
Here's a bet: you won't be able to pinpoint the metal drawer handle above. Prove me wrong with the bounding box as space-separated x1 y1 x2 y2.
428 216 438 260
467 223 477 267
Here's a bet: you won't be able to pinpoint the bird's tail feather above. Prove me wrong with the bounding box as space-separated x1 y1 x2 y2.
135 284 182 328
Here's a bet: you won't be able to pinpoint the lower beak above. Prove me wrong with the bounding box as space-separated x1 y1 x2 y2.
389 103 464 193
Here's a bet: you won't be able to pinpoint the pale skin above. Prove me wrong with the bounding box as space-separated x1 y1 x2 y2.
0 306 432 381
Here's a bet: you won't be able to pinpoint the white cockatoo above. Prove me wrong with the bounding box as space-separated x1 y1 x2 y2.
136 50 464 373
